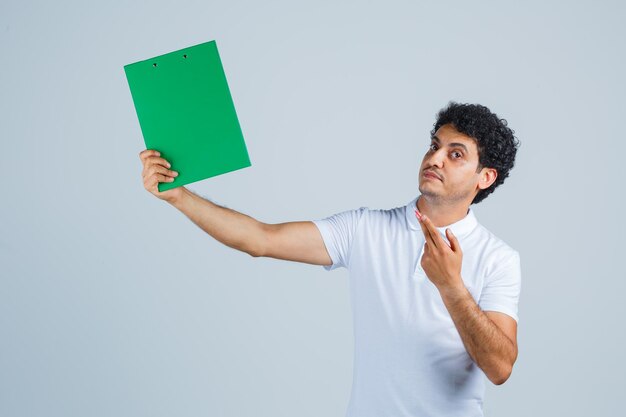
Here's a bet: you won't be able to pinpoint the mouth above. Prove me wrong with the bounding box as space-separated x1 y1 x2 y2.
423 171 442 181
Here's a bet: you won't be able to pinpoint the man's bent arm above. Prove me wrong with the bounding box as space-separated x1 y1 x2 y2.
439 284 518 385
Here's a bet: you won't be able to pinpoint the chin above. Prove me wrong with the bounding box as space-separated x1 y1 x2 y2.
418 184 431 196
418 183 440 198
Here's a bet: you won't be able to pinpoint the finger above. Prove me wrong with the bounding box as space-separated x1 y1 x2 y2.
417 214 438 249
415 210 438 249
418 215 439 249
145 165 179 181
446 228 461 253
145 156 172 168
139 149 161 163
421 215 447 250
146 173 176 191
142 156 173 176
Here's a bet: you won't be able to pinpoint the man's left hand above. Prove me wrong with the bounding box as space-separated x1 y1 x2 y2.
416 212 464 293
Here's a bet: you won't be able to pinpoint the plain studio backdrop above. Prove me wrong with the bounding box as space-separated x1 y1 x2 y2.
1 0 624 416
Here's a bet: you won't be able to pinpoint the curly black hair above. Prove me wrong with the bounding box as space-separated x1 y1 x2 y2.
430 101 521 205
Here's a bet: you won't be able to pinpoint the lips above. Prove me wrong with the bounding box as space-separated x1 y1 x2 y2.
423 170 442 181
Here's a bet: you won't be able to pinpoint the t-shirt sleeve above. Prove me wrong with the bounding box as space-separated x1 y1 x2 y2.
479 249 522 323
311 206 368 271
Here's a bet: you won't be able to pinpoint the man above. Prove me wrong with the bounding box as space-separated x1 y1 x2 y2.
138 101 522 417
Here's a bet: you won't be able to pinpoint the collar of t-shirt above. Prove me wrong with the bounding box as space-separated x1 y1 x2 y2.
405 196 479 240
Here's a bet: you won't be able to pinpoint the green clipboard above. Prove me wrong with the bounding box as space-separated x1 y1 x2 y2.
124 40 251 192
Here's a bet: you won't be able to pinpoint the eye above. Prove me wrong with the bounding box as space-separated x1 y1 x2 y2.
452 151 463 159
428 143 437 152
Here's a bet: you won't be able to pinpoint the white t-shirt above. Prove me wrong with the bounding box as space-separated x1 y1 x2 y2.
311 195 522 417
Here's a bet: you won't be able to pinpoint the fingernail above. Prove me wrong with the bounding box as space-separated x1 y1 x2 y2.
174 171 179 176
167 163 171 168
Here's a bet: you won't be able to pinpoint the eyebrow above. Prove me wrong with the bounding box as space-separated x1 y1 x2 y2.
431 135 469 153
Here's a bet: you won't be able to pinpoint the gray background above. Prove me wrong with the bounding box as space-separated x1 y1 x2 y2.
1 0 624 416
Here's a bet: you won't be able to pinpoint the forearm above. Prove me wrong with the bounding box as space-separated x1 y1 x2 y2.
439 284 517 385
170 188 266 256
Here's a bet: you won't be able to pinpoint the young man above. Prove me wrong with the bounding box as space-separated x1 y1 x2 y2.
138 101 522 417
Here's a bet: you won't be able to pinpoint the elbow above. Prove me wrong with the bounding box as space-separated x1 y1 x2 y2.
227 241 263 258
246 223 269 258
247 246 264 258
489 345 518 386
242 230 268 258
490 374 509 386
247 239 267 258
489 365 513 386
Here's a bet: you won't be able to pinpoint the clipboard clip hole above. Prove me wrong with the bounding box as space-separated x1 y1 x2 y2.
183 54 187 59
153 63 157 67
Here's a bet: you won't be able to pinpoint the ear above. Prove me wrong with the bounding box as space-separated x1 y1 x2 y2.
478 167 498 191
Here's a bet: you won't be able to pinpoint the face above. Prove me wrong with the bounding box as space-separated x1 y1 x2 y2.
418 123 497 205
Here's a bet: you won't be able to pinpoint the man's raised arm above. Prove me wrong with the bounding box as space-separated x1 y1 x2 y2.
139 149 332 265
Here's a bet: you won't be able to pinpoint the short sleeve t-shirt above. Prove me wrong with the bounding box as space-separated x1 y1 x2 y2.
311 195 522 417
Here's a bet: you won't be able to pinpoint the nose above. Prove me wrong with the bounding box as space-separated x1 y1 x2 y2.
425 148 445 169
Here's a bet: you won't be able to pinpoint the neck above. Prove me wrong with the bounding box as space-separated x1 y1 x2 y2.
416 195 470 228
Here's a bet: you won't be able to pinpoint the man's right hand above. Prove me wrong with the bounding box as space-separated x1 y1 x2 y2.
139 149 185 204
